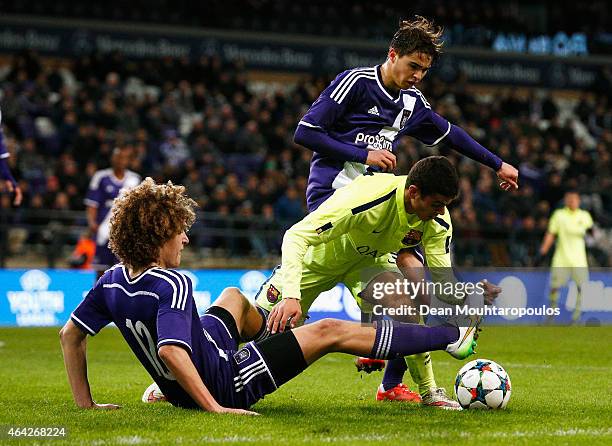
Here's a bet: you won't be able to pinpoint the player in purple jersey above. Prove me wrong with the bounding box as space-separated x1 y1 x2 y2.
0 109 22 206
293 17 519 407
59 178 483 413
295 17 518 211
85 146 140 277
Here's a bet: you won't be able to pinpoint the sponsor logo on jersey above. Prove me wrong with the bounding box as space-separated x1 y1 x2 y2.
402 229 423 246
233 348 251 364
355 133 392 150
367 105 379 116
355 245 382 258
267 284 281 303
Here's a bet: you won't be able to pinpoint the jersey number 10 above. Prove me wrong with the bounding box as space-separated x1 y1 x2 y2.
126 318 176 380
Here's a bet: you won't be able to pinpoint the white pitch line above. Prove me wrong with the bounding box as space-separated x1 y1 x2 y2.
197 429 612 443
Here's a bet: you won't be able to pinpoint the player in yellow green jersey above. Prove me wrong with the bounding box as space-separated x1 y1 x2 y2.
539 191 593 323
254 157 501 409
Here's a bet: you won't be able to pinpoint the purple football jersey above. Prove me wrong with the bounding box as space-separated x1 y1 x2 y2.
84 169 141 246
299 65 450 210
70 265 248 409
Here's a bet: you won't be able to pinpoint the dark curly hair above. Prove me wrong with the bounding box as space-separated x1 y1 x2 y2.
390 16 444 62
108 177 197 271
406 156 459 198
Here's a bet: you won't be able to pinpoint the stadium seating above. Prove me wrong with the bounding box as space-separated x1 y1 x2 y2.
0 47 610 267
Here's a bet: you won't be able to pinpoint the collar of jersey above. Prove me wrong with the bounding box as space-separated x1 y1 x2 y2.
122 264 159 284
395 176 408 228
375 65 404 102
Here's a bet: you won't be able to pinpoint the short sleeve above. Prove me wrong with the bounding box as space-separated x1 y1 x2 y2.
423 216 453 268
71 279 112 336
156 270 194 354
548 211 560 235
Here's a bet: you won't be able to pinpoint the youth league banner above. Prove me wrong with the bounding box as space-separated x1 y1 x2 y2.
0 268 610 327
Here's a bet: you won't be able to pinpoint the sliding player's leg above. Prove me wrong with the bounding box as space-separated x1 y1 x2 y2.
291 313 480 365
236 308 480 409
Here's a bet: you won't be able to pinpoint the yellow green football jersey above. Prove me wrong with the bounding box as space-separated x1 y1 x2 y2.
276 172 452 301
548 207 593 267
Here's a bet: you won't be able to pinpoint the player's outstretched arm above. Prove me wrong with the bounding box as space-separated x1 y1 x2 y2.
444 123 519 190
59 320 121 410
158 345 258 415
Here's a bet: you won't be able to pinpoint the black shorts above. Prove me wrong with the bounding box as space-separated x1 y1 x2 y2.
204 305 308 405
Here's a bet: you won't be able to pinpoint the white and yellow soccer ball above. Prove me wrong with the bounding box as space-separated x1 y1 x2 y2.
454 359 511 409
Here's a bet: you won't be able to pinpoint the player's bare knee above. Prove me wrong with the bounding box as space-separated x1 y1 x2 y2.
313 318 348 349
218 287 245 304
215 287 249 315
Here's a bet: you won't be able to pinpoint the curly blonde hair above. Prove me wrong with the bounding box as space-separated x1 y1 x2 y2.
391 16 444 61
108 177 197 271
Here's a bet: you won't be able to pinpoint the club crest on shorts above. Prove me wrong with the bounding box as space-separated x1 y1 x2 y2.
233 348 250 364
267 284 280 303
402 229 422 246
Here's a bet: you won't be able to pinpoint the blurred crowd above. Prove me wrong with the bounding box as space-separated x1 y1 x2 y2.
0 50 610 266
2 0 609 53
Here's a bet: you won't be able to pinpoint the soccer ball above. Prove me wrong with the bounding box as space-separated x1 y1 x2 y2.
454 359 511 409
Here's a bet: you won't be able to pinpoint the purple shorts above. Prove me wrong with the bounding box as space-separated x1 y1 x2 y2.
200 307 278 409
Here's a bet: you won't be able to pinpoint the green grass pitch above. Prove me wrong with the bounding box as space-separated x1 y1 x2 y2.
1 325 611 445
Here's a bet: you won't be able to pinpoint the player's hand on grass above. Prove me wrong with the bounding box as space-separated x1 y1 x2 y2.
91 403 122 410
480 279 502 305
267 298 302 334
366 150 396 172
496 162 519 191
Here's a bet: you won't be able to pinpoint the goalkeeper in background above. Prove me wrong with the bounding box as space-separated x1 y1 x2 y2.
539 191 593 323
